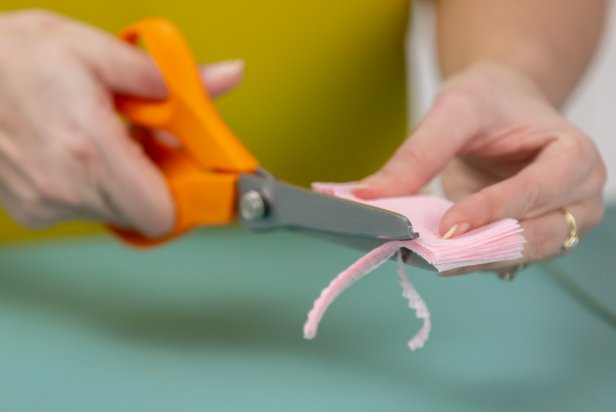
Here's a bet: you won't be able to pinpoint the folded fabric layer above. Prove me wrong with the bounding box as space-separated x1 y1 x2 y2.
303 182 526 350
312 182 526 272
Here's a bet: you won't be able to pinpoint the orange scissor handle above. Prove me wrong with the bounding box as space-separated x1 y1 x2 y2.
110 18 259 246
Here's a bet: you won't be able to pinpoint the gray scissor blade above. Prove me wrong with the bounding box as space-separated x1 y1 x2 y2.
301 230 436 271
238 173 417 240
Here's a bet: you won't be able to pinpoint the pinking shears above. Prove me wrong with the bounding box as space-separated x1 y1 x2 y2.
112 18 432 268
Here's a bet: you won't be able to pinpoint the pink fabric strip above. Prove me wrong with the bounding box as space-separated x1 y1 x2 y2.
303 182 526 350
396 251 431 350
303 241 401 340
303 244 432 350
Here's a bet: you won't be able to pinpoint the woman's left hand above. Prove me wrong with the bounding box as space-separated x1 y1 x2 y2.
353 63 607 275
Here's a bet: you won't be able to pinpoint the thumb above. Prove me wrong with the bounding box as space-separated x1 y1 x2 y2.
353 96 480 199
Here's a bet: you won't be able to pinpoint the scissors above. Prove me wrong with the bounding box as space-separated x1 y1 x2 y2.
112 17 433 270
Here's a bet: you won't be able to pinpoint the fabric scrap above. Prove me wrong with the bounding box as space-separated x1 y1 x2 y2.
303 182 526 350
311 182 525 272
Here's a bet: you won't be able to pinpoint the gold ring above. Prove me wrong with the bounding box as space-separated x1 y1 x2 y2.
497 263 526 281
560 208 579 255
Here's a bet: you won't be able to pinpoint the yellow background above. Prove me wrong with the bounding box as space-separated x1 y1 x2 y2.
0 0 410 242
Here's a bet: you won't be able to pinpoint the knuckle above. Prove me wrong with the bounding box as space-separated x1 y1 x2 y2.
12 213 49 230
434 88 474 113
0 12 73 65
521 218 561 262
137 196 175 239
433 86 481 125
11 193 55 229
27 144 84 208
17 9 65 31
594 158 608 189
141 223 171 239
562 134 607 192
62 133 101 168
555 142 580 165
10 212 41 229
21 129 103 213
393 145 424 169
558 132 596 162
523 227 552 262
388 142 440 189
132 207 174 239
525 244 548 263
33 176 79 209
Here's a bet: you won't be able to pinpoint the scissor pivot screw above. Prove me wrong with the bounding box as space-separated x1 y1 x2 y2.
240 190 267 221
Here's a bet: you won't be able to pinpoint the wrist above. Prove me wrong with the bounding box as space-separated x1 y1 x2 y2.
447 61 554 105
443 55 570 109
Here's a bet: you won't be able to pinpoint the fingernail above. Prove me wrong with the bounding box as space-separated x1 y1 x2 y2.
442 222 470 239
352 183 371 191
442 225 458 239
210 59 245 76
352 176 375 189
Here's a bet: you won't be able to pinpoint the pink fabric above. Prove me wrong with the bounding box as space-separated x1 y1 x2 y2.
311 182 525 272
304 246 431 350
303 182 526 350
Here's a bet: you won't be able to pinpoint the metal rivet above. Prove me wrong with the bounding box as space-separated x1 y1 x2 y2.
240 190 266 221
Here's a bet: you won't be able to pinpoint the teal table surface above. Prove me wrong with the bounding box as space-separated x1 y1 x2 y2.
1 208 615 412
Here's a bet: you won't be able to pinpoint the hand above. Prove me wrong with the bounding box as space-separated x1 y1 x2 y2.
354 63 606 273
0 10 244 237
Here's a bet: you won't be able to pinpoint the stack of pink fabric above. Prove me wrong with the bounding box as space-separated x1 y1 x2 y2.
303 183 526 350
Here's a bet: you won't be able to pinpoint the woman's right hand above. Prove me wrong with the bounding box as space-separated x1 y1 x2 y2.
0 10 244 237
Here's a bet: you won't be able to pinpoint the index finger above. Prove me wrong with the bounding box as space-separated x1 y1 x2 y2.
439 134 602 237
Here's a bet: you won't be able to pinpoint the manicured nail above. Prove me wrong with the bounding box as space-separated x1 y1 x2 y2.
210 59 245 76
442 224 458 239
442 223 470 239
352 183 371 191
